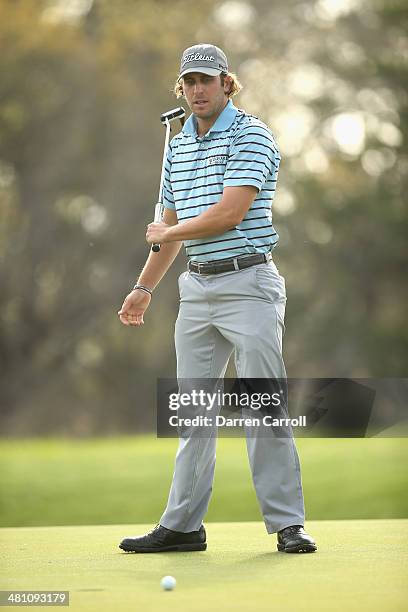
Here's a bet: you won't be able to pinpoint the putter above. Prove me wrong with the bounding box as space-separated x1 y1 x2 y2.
151 107 186 252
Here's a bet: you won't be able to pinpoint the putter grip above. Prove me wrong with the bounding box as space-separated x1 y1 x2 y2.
152 201 163 253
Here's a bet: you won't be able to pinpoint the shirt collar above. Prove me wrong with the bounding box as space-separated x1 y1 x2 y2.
182 99 238 138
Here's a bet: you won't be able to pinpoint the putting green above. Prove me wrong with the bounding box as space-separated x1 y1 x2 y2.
1 520 407 611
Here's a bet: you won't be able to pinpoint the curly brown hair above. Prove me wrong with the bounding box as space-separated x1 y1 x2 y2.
173 72 243 99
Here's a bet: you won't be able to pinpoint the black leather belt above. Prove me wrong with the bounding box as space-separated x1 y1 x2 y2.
188 252 272 275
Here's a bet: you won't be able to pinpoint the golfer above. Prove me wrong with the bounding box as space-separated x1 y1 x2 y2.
118 44 317 554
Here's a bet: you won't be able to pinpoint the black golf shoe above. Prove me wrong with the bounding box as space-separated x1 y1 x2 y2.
119 524 207 553
277 525 317 553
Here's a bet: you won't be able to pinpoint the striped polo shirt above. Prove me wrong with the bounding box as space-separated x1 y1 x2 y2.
163 99 281 262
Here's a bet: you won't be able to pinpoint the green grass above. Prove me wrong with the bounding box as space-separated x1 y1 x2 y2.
0 436 407 528
1 520 407 611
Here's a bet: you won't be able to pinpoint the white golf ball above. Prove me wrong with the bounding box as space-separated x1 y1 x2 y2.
161 575 176 591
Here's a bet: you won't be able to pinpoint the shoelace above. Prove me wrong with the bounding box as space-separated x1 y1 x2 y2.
282 525 303 535
147 524 174 538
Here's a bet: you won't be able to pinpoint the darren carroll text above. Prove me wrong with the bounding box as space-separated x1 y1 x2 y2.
168 415 307 428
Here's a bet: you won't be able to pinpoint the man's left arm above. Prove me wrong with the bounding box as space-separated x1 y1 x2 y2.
146 185 257 244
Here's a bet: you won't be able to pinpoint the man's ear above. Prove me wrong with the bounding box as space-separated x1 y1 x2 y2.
223 75 232 95
179 79 184 97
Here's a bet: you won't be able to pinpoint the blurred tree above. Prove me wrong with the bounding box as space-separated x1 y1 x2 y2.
0 0 406 435
206 0 407 377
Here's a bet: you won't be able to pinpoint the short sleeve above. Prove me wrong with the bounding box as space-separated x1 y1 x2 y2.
224 125 281 192
162 144 176 210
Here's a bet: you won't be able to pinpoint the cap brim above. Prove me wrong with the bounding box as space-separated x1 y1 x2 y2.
179 67 222 78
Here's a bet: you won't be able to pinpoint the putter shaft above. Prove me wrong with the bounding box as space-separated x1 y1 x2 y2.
152 107 185 253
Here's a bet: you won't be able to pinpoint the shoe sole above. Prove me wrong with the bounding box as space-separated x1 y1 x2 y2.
277 542 317 553
119 542 207 553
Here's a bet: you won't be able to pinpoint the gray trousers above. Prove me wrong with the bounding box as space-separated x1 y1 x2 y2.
159 261 305 534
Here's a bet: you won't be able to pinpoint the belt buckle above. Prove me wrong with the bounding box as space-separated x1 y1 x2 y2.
197 262 204 275
189 260 202 274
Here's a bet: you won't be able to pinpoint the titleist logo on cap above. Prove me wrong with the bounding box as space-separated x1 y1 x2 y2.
179 44 229 77
182 53 215 66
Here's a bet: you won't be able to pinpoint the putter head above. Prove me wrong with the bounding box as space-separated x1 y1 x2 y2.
160 107 185 126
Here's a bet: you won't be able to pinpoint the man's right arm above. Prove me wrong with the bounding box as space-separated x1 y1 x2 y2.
136 208 181 290
118 208 181 327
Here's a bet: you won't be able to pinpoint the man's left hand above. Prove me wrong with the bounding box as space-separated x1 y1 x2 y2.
146 222 172 245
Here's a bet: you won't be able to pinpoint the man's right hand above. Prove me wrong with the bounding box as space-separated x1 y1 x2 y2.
118 209 181 328
118 289 151 327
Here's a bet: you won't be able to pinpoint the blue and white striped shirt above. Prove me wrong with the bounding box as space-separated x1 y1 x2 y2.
163 100 281 262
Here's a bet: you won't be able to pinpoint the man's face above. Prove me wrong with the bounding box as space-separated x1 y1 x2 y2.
181 72 229 120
